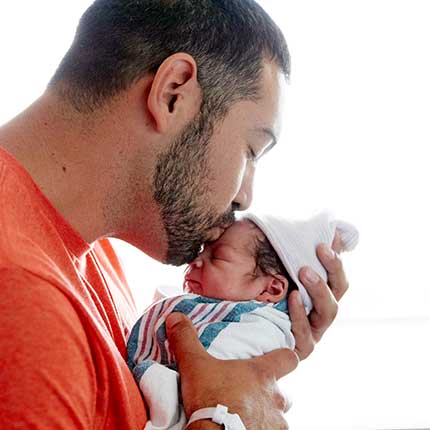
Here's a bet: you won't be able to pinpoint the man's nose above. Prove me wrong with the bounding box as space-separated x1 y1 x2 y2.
232 164 255 211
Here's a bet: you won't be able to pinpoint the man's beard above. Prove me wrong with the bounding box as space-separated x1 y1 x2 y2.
153 114 235 266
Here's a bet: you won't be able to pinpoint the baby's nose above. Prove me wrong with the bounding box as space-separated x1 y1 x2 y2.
185 258 203 276
190 258 203 269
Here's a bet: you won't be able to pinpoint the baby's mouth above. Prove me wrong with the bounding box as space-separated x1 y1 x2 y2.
184 277 201 294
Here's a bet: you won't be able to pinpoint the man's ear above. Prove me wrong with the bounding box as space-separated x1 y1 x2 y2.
146 53 202 133
257 275 289 304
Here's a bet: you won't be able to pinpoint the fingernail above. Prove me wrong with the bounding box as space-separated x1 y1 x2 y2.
294 291 302 305
166 313 183 329
322 244 335 260
304 269 319 284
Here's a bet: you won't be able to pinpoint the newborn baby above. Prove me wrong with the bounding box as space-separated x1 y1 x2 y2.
127 212 359 430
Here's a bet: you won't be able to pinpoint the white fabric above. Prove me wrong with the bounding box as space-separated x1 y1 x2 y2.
206 304 295 358
138 363 186 430
243 211 359 314
129 296 294 430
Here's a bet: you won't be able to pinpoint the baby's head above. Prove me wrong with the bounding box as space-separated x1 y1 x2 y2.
183 219 294 303
183 211 359 312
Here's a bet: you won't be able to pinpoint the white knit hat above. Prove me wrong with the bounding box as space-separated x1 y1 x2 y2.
243 212 359 314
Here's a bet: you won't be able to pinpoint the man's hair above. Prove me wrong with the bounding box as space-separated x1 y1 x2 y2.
49 0 290 120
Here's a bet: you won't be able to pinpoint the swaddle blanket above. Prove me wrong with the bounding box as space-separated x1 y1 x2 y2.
127 211 359 429
127 294 294 430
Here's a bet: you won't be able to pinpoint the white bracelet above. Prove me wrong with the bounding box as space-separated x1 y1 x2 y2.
187 404 246 430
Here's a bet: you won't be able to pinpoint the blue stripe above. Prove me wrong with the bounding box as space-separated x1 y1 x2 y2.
274 297 288 312
132 359 157 381
223 301 264 322
200 322 229 349
198 301 265 349
126 313 144 369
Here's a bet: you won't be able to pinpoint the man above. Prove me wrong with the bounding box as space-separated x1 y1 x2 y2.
0 1 348 429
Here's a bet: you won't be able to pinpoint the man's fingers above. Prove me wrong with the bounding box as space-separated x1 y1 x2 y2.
299 266 338 342
331 230 344 254
316 243 349 301
287 290 314 360
251 347 299 380
166 312 208 366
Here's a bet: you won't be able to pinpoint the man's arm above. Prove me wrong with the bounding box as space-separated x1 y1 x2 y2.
0 268 96 429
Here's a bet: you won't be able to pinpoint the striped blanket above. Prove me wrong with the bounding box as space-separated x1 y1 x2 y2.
127 294 294 430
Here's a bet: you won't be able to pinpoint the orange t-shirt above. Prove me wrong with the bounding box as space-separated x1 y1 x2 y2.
0 148 147 429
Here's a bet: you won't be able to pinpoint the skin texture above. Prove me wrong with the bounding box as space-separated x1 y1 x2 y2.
0 53 350 429
183 220 288 303
152 110 236 266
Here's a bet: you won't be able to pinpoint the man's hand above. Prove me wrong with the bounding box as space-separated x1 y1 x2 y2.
166 313 299 430
289 240 349 360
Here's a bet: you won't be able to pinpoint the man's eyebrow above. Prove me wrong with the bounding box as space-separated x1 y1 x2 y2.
256 127 278 153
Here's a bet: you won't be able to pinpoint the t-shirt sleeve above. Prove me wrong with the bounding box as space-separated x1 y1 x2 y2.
0 267 97 429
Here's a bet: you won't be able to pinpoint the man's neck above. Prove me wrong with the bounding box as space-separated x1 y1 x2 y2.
0 90 114 243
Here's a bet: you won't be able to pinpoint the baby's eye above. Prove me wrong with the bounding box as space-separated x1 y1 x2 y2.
212 254 228 262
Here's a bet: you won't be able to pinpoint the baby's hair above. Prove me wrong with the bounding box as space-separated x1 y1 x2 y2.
247 220 298 292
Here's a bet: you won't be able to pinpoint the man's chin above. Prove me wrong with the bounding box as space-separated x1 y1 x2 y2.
164 243 202 266
164 219 232 266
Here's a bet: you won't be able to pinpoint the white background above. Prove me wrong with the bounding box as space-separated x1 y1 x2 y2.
1 1 429 428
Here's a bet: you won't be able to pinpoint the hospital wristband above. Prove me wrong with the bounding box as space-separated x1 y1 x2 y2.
186 404 246 430
186 420 222 430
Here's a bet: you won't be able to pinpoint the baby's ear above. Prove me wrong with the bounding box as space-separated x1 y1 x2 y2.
257 275 288 304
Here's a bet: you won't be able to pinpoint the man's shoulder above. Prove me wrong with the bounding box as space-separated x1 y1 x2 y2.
0 148 52 256
0 149 79 278
0 265 82 315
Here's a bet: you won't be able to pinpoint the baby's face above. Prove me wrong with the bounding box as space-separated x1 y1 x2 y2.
183 220 267 301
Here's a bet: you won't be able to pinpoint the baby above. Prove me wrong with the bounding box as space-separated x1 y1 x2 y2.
127 212 359 430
